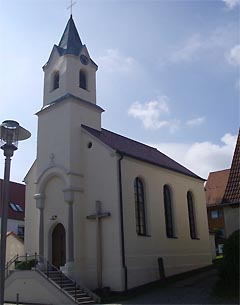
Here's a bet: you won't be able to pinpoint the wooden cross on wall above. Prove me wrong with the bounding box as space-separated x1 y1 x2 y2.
86 201 111 289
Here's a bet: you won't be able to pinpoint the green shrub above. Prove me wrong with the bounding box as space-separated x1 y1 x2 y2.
219 230 239 288
15 259 37 270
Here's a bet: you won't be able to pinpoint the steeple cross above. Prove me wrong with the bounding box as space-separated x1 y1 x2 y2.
67 0 77 15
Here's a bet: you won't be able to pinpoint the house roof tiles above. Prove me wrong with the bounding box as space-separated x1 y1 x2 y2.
0 180 25 221
222 130 240 204
205 169 230 205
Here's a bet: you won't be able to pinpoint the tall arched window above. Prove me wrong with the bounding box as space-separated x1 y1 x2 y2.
134 177 147 236
53 71 59 90
163 185 174 238
79 70 87 90
187 191 197 239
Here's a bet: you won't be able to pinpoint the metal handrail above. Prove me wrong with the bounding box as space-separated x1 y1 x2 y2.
6 253 101 303
5 253 38 278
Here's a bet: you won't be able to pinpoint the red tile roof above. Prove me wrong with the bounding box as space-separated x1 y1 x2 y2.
0 180 25 221
83 125 204 180
222 130 240 204
205 169 230 205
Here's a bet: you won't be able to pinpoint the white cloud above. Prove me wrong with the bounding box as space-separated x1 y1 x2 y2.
222 0 240 9
128 96 177 131
186 116 205 127
128 96 206 133
150 133 237 179
97 49 137 73
170 34 203 63
227 44 240 66
167 23 238 64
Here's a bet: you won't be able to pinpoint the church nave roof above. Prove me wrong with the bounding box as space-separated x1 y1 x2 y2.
82 125 204 181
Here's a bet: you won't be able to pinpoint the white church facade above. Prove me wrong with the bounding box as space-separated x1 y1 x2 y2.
24 16 212 293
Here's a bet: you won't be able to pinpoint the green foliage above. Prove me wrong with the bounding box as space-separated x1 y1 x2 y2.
218 230 240 294
15 259 37 270
212 227 224 237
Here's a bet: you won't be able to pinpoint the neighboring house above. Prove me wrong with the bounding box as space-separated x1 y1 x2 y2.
205 169 230 238
23 15 212 296
205 130 240 249
0 179 25 239
5 232 24 263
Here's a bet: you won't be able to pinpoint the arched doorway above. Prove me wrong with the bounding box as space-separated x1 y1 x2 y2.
52 223 66 268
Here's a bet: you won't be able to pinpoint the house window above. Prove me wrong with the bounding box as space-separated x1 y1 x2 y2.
163 185 174 238
187 191 197 239
134 177 147 236
211 210 222 219
17 225 24 238
53 71 59 90
79 70 87 90
10 202 24 212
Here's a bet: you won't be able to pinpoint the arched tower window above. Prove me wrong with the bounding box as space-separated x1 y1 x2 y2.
53 71 59 90
79 70 87 90
134 177 147 236
163 185 174 238
187 191 197 239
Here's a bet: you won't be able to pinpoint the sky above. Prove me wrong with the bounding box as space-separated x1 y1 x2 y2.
0 0 239 183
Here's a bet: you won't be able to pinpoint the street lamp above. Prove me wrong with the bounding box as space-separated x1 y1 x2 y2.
0 120 31 305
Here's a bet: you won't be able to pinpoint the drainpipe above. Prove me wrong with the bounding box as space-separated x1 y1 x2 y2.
118 153 128 292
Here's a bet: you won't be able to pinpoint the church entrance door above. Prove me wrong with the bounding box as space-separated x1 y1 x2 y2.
52 223 66 268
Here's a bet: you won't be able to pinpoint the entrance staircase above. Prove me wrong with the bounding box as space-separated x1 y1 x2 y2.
43 269 96 304
5 254 100 305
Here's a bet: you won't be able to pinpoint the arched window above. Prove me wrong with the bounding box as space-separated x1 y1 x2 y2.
187 191 197 239
79 70 87 90
163 185 174 238
53 71 59 90
134 177 147 236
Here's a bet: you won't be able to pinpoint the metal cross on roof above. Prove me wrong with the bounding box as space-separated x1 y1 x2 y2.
67 0 77 15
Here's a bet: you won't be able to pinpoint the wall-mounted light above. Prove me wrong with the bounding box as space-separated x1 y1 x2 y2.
50 215 58 220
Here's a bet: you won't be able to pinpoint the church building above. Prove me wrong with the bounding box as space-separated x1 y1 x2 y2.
24 15 212 293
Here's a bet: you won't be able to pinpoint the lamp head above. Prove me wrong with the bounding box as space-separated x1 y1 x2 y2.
0 120 31 152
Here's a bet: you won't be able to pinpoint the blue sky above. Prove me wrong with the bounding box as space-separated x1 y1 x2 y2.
0 0 239 182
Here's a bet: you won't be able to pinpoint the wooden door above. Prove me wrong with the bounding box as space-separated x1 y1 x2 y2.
52 223 66 268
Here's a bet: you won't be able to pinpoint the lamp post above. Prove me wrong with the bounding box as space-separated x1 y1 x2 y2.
0 120 31 305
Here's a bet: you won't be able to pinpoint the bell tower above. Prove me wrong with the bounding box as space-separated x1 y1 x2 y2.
36 15 103 175
42 15 98 107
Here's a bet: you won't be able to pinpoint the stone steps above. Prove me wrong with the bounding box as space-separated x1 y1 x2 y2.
44 271 96 304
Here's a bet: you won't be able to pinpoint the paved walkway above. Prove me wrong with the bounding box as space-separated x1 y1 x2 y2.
117 269 238 304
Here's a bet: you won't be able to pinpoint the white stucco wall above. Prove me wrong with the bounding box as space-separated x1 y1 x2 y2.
5 233 24 263
43 48 97 107
209 233 216 260
121 157 212 289
224 206 240 238
24 161 39 255
81 130 124 291
5 270 75 305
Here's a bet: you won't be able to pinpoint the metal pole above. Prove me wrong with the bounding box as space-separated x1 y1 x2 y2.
0 148 13 305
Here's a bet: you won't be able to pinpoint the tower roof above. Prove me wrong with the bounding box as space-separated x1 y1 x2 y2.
222 130 240 204
57 15 83 56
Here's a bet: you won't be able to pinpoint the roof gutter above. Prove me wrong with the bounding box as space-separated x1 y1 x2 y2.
118 153 128 292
